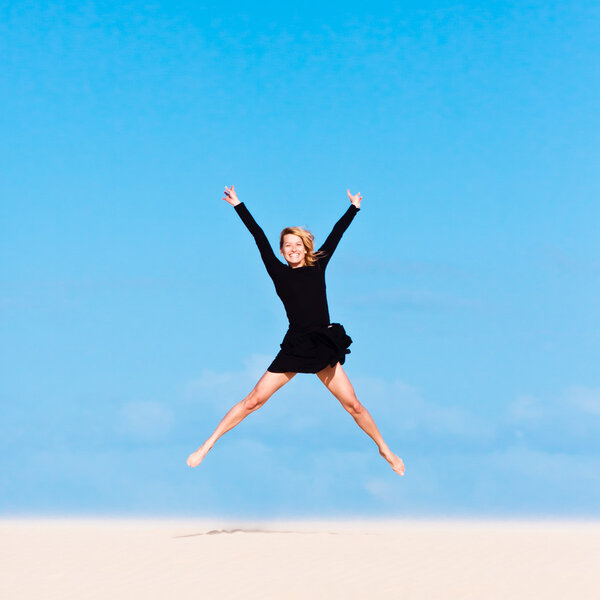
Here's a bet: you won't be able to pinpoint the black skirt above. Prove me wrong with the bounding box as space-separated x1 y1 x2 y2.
267 323 353 374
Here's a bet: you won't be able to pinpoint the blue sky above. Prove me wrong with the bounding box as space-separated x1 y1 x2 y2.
1 0 599 518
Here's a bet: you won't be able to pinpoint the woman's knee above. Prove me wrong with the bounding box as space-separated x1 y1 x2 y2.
243 388 268 411
343 395 363 415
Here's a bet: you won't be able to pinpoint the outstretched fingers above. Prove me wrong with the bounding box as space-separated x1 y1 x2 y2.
347 189 363 206
223 185 239 204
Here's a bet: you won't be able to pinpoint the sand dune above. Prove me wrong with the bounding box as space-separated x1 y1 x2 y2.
1 519 598 599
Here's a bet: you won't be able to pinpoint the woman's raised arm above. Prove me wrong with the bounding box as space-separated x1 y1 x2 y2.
316 189 362 268
223 185 282 277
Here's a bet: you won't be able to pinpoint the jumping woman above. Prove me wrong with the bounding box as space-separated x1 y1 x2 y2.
187 186 405 476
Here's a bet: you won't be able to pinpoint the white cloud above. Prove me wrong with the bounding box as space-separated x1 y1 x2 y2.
185 369 237 394
353 375 494 441
564 386 600 416
364 477 393 501
340 288 481 312
115 401 174 440
181 359 599 455
184 354 274 400
181 361 496 446
509 394 545 421
508 386 600 422
12 441 600 516
505 386 600 453
241 353 276 381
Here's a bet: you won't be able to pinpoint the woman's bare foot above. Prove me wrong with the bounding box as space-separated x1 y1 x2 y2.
187 442 212 468
380 449 405 476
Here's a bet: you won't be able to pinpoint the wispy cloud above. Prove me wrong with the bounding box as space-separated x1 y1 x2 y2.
115 401 174 441
509 394 545 421
339 288 483 313
539 245 600 276
564 386 600 416
5 365 600 516
508 386 600 423
352 374 495 442
185 354 275 393
182 360 495 449
337 255 471 280
506 386 600 452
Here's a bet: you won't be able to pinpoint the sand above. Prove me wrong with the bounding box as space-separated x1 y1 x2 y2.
1 518 598 599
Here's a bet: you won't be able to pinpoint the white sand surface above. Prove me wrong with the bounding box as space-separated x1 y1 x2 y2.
1 518 598 599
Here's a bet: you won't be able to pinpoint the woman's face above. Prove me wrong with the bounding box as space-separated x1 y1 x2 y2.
280 233 307 268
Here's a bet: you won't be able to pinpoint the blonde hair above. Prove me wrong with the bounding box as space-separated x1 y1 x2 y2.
279 226 325 267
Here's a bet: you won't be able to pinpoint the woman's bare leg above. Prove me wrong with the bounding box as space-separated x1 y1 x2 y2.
187 370 296 467
317 363 405 475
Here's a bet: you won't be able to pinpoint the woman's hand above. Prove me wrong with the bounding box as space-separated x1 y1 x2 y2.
347 189 363 208
223 185 241 206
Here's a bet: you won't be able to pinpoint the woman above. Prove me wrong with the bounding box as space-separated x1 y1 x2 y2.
187 185 405 476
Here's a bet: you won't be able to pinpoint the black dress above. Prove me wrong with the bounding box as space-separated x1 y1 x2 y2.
234 202 360 373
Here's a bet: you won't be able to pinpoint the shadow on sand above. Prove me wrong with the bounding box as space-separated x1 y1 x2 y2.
173 528 339 538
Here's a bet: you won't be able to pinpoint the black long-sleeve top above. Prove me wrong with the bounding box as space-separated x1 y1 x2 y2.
234 202 360 333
